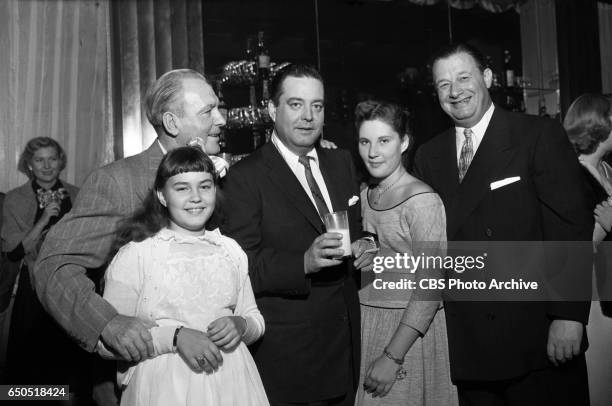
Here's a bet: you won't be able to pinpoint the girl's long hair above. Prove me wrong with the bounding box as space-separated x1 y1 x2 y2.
113 146 218 251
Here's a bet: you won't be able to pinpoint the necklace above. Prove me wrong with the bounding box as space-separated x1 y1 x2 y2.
372 172 404 205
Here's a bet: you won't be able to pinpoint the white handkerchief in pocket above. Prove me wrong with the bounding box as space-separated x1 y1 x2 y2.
348 195 359 206
490 176 521 190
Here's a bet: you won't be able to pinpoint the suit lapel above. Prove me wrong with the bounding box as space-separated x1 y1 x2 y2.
427 129 460 200
447 108 518 238
261 144 324 233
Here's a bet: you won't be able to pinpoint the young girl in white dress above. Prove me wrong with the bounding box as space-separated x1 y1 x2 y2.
102 146 269 406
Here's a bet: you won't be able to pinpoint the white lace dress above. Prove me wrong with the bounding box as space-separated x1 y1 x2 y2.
103 228 269 406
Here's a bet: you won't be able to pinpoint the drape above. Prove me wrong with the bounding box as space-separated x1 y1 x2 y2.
0 0 113 192
403 0 526 12
111 0 205 159
599 2 612 94
519 0 559 116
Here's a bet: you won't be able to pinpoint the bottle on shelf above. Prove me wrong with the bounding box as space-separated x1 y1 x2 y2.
503 49 514 88
245 37 255 61
246 37 257 107
256 31 271 103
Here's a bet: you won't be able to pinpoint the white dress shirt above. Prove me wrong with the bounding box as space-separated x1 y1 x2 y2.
455 103 495 162
271 133 334 215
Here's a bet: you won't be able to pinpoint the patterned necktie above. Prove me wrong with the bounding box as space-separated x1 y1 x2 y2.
298 155 330 218
458 128 474 182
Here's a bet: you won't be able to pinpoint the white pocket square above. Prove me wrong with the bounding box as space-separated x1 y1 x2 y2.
348 195 359 206
490 176 521 190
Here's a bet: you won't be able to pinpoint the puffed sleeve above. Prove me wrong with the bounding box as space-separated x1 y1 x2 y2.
100 241 177 357
227 237 265 345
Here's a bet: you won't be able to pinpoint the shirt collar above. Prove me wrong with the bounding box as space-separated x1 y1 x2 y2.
156 227 223 245
455 103 495 140
157 139 168 155
271 131 319 168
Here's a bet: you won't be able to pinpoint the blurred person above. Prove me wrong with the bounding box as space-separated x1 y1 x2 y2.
103 147 267 406
222 64 374 406
354 100 457 405
413 43 592 405
564 93 612 405
1 137 87 399
34 69 225 405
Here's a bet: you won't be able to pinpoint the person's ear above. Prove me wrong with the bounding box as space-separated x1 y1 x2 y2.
400 135 410 153
483 68 493 89
156 190 167 207
162 112 180 137
268 100 277 123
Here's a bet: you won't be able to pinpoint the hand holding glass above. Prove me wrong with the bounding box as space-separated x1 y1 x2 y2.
323 211 352 258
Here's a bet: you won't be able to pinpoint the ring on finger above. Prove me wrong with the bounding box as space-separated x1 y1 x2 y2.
197 356 207 365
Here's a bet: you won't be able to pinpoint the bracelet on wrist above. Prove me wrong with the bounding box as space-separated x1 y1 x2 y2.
383 347 404 365
239 316 247 338
172 326 184 352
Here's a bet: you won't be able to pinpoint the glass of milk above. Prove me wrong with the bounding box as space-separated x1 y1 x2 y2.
323 210 352 258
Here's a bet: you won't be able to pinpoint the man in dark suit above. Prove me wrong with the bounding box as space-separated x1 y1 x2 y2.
413 43 592 405
222 64 373 406
34 69 225 404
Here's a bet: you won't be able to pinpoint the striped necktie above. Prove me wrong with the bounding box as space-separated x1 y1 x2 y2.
458 128 474 182
298 155 330 218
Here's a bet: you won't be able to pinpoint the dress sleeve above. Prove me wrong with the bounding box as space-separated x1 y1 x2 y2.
228 238 265 345
103 242 142 316
399 193 447 335
101 240 177 357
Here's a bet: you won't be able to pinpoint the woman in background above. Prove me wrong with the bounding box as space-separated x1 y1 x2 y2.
563 94 612 406
354 100 457 405
1 137 89 401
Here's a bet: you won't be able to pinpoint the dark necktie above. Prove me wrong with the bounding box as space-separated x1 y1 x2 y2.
298 155 330 218
458 128 474 182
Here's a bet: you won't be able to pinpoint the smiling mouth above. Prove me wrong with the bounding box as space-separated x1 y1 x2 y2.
186 208 206 214
452 97 472 106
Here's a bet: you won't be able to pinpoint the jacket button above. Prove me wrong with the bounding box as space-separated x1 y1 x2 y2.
486 313 496 320
486 228 493 238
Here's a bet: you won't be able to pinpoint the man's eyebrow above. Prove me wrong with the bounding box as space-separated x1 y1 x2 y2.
197 104 215 113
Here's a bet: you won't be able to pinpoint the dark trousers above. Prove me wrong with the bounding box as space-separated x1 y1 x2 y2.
457 355 589 406
270 344 356 406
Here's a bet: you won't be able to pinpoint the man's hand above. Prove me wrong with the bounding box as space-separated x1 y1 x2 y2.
352 238 377 271
176 327 223 374
304 233 344 274
547 319 583 366
319 138 338 149
100 314 157 362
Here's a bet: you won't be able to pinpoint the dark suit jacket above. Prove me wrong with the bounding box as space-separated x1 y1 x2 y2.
222 143 361 402
413 107 593 381
34 142 163 351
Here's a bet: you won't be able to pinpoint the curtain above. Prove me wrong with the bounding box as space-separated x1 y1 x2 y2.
111 0 205 159
403 0 526 12
599 2 612 94
0 0 113 192
519 0 559 116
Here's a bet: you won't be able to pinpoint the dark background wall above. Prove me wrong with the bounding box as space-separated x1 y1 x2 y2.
201 0 521 161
